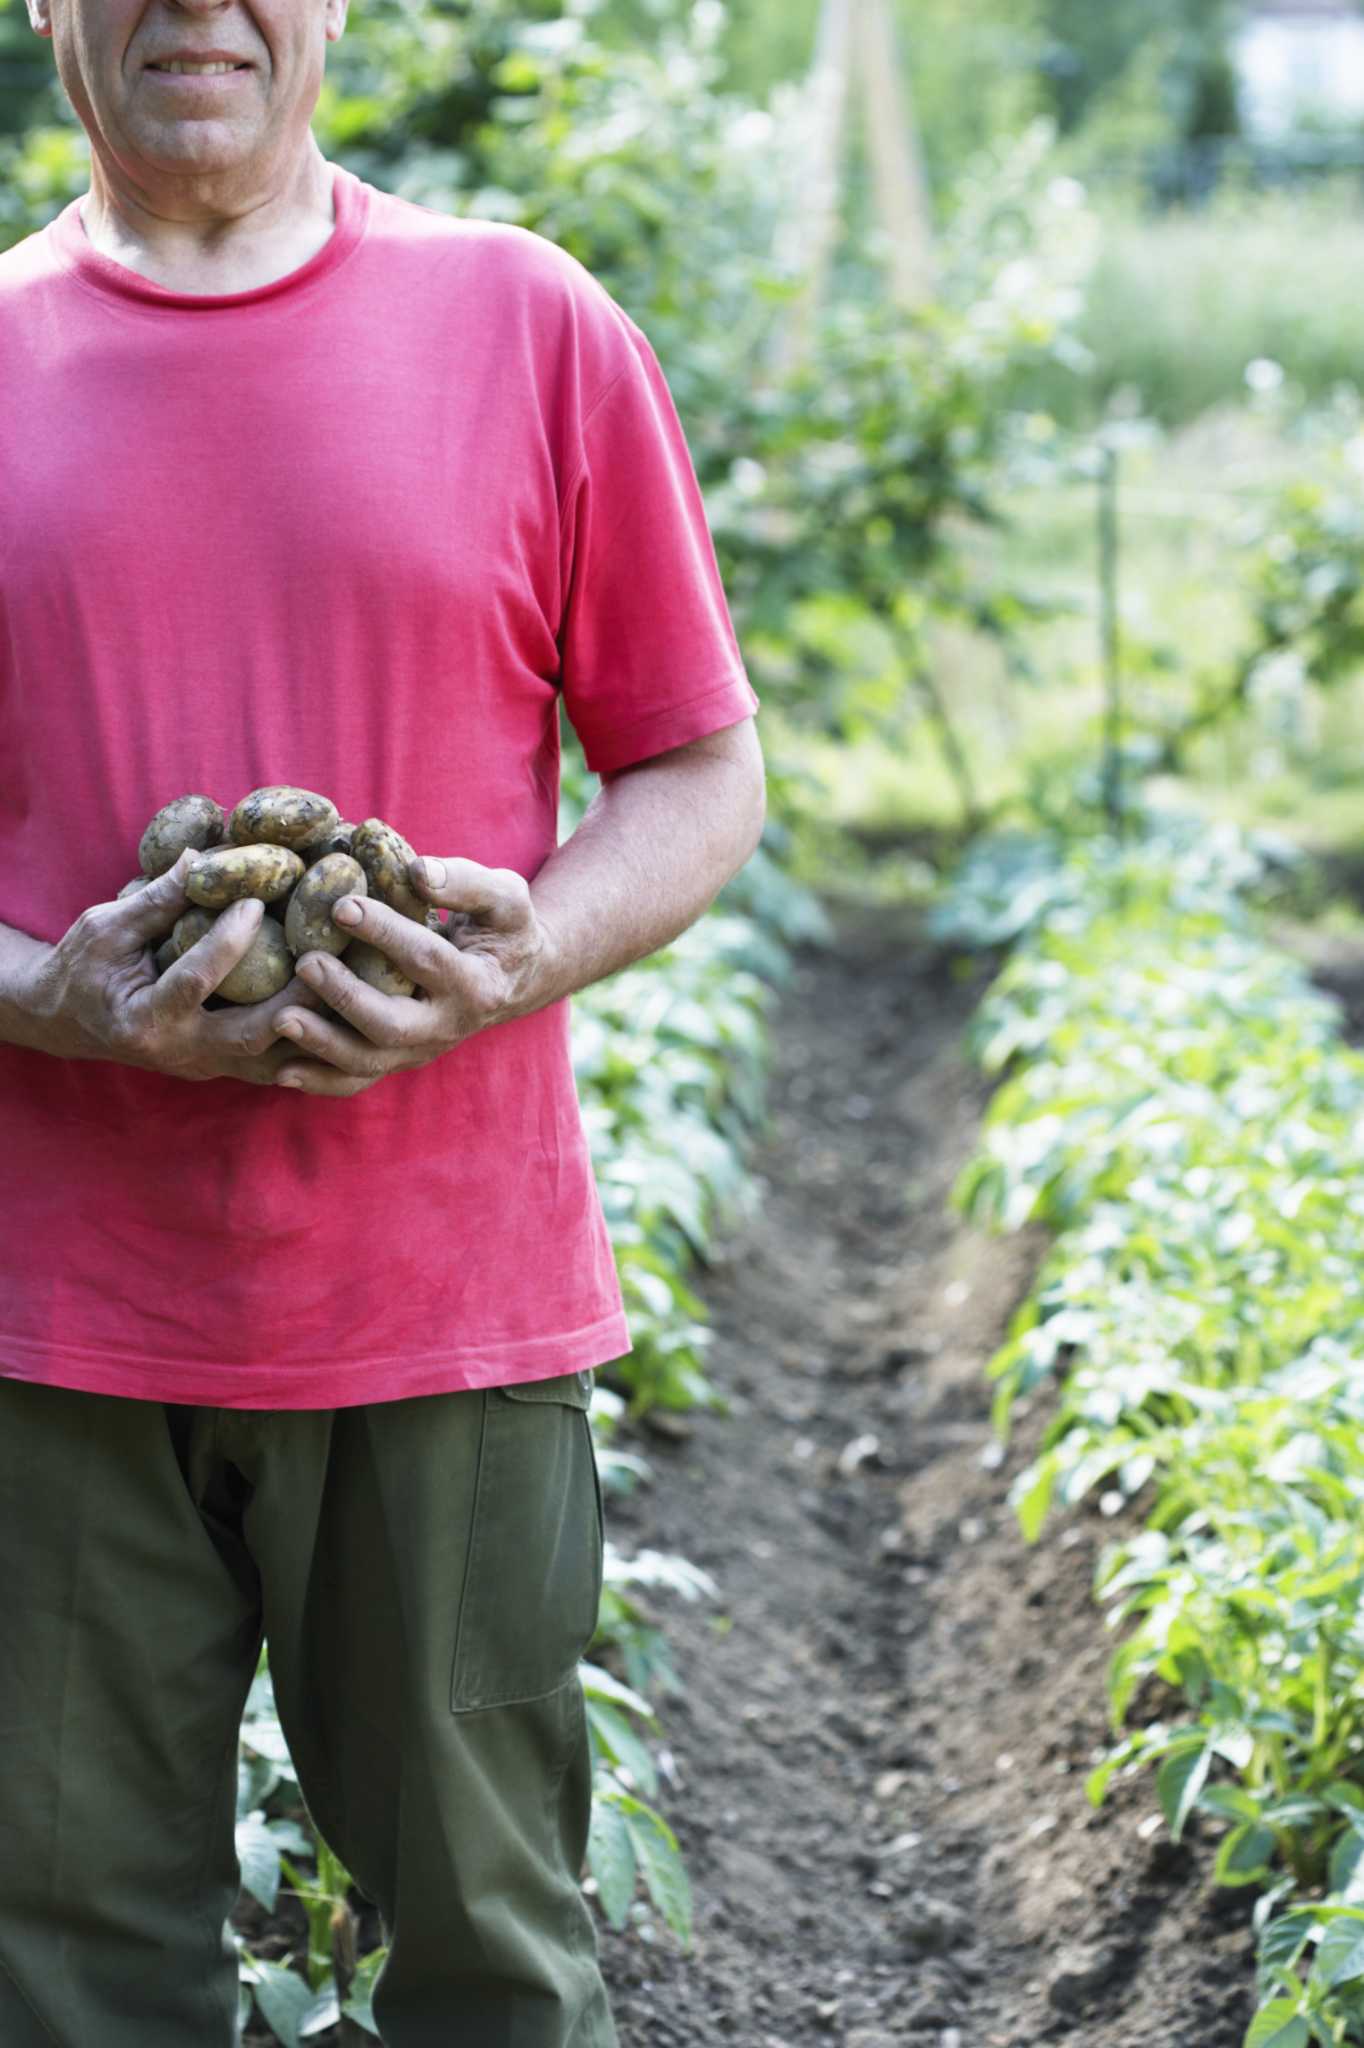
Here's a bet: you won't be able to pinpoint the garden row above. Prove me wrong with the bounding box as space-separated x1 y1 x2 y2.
939 806 1364 2048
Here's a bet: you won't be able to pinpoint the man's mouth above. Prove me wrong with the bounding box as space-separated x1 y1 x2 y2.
146 61 253 75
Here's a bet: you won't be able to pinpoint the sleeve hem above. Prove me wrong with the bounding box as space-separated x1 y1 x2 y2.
574 669 760 776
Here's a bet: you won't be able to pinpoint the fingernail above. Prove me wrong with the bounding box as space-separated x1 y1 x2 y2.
278 1073 303 1089
423 858 447 890
296 956 325 983
334 897 363 926
278 1018 302 1041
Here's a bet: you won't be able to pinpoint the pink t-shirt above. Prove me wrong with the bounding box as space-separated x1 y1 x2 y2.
0 163 759 1409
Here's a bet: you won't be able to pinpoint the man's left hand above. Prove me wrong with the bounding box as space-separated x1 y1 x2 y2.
271 857 549 1097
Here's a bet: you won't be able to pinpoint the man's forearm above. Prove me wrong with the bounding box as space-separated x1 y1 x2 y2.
0 922 56 1052
525 722 766 1012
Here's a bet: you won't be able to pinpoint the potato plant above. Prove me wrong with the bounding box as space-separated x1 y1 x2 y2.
941 809 1364 2046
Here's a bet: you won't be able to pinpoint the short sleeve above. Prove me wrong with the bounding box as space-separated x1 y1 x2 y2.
557 325 760 776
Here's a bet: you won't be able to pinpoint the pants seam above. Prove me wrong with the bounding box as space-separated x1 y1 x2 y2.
0 1945 64 2047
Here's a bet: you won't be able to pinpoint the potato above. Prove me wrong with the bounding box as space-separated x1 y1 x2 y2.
344 939 416 1000
285 853 367 959
228 786 338 852
352 818 426 923
153 937 179 977
169 907 217 959
216 919 294 1005
185 844 304 909
299 818 357 865
138 795 227 879
117 876 151 899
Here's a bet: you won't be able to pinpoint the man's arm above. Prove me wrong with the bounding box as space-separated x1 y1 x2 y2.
269 717 768 1096
0 924 57 1053
522 714 766 1007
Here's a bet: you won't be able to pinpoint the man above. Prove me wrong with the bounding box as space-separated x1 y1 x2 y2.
0 1 765 2043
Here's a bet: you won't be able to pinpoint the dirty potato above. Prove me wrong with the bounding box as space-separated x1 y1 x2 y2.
138 795 227 879
186 845 304 909
216 920 295 1005
153 937 179 977
344 939 416 999
285 853 367 960
169 907 217 960
117 876 151 899
299 818 357 865
351 818 426 923
228 786 338 851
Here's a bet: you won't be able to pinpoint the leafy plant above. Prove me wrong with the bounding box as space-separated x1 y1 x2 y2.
942 806 1364 2044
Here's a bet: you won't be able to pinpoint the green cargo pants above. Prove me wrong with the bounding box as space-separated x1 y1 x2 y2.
0 1368 620 2048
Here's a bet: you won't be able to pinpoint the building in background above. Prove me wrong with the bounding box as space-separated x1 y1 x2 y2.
1235 0 1364 139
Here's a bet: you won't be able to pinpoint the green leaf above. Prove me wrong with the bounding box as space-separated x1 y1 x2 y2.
1215 1824 1276 1887
587 1793 638 1930
1243 2000 1309 2048
1312 1915 1364 1990
578 1661 657 1722
299 1984 340 2037
251 1961 315 2048
1199 1784 1263 1825
1158 1744 1212 1843
585 1698 660 1797
1258 1911 1313 1978
623 1802 693 1948
341 1948 385 2038
236 1813 282 1913
1012 1453 1056 1543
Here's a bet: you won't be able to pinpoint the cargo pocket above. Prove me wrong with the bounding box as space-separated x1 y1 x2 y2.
449 1370 605 1714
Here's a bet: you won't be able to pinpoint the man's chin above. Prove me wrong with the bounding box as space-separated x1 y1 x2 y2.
130 123 262 176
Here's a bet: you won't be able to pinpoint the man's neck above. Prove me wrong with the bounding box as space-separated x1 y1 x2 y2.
77 147 337 295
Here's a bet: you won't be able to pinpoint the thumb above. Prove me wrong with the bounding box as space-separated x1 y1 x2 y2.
110 850 193 943
408 856 531 933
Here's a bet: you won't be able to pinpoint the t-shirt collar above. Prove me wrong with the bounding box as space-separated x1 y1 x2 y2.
47 161 368 311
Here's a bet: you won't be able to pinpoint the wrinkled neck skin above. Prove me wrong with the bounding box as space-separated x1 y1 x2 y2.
78 132 337 294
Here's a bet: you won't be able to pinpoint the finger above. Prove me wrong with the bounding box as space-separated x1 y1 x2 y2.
408 857 531 933
92 851 193 953
283 949 427 1047
309 897 454 991
201 973 327 1060
276 1054 386 1097
270 1006 399 1080
147 898 265 1018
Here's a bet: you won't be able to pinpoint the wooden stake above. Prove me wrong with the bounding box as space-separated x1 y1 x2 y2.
854 0 935 307
769 0 855 379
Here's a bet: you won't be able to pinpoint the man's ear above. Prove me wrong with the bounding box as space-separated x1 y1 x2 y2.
25 0 54 38
324 0 349 45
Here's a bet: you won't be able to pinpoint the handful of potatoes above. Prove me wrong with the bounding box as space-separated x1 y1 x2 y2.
119 787 438 1005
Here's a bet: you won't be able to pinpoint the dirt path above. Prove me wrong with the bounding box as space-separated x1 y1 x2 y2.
594 899 1260 2048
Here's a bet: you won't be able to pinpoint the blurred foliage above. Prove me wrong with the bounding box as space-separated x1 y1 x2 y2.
1036 0 1238 145
1017 192 1364 430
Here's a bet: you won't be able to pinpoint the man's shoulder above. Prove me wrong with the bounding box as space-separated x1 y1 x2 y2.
364 179 641 367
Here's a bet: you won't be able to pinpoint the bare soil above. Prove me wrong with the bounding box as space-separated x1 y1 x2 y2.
591 897 1260 2048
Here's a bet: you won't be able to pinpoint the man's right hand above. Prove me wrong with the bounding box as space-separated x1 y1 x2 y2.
16 853 321 1086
